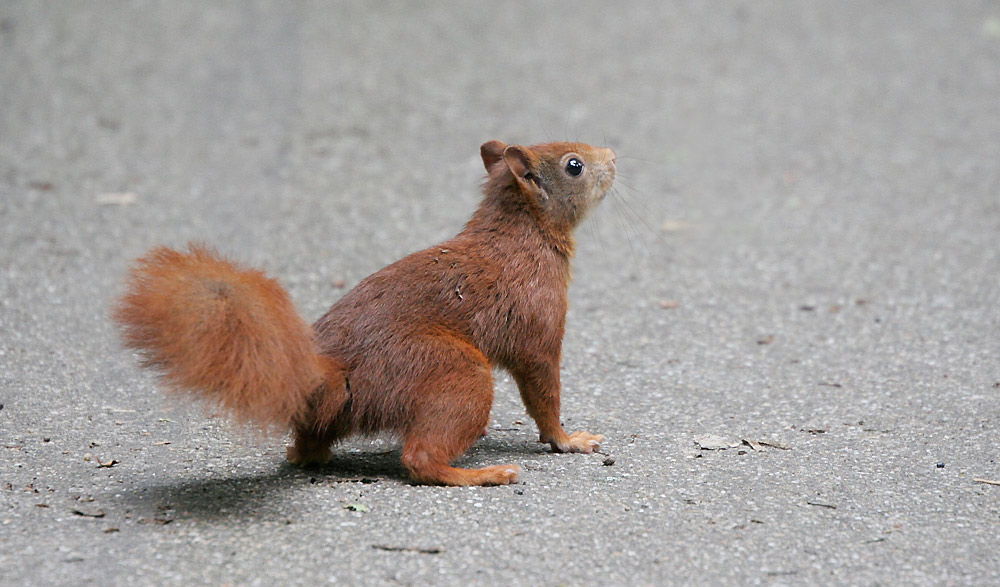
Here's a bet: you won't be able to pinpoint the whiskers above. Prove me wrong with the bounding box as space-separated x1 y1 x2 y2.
589 166 657 266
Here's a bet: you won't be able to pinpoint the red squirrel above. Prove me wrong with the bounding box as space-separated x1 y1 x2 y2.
114 140 616 486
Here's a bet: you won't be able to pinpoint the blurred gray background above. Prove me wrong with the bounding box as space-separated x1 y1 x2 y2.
1 2 998 585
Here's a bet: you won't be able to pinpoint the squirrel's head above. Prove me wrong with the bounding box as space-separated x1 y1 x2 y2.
480 140 616 231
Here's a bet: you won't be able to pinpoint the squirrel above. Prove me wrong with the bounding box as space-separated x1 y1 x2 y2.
114 139 617 486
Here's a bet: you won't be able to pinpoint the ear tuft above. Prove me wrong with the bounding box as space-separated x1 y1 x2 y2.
480 140 507 172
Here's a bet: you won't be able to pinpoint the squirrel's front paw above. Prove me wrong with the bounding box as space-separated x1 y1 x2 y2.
547 430 603 454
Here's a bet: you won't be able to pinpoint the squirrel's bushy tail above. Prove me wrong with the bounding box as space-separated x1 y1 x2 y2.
113 244 328 430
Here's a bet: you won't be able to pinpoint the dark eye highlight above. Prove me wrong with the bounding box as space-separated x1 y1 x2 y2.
565 158 584 177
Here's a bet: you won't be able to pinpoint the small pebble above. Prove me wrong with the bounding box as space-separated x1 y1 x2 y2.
602 456 616 466
936 462 945 469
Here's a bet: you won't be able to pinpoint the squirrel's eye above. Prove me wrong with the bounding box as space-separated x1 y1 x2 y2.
565 158 584 177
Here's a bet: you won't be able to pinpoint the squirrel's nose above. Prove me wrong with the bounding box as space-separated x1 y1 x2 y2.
602 147 617 169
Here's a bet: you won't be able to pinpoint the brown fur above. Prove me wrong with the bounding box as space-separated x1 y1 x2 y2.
113 245 333 429
114 140 616 486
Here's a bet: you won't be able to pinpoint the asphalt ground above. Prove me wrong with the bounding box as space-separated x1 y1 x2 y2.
1 2 998 585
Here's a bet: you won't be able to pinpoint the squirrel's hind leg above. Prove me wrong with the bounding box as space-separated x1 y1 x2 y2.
402 430 520 486
286 356 351 467
400 342 520 486
287 431 333 466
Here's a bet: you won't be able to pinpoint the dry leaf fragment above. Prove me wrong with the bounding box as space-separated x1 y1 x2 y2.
741 439 763 451
661 220 691 232
372 545 442 555
694 435 739 450
71 509 106 518
806 501 836 509
659 300 680 309
758 440 791 450
95 192 137 206
96 459 119 468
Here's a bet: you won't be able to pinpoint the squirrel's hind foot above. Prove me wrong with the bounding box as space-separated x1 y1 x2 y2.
404 461 521 486
286 436 333 467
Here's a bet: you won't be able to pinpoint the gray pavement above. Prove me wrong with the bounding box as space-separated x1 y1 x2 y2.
1 1 998 585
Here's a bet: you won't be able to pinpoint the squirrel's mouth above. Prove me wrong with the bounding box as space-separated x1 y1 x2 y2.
595 165 616 200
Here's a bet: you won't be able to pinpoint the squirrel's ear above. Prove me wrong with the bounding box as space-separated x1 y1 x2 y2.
501 145 546 201
480 140 507 172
